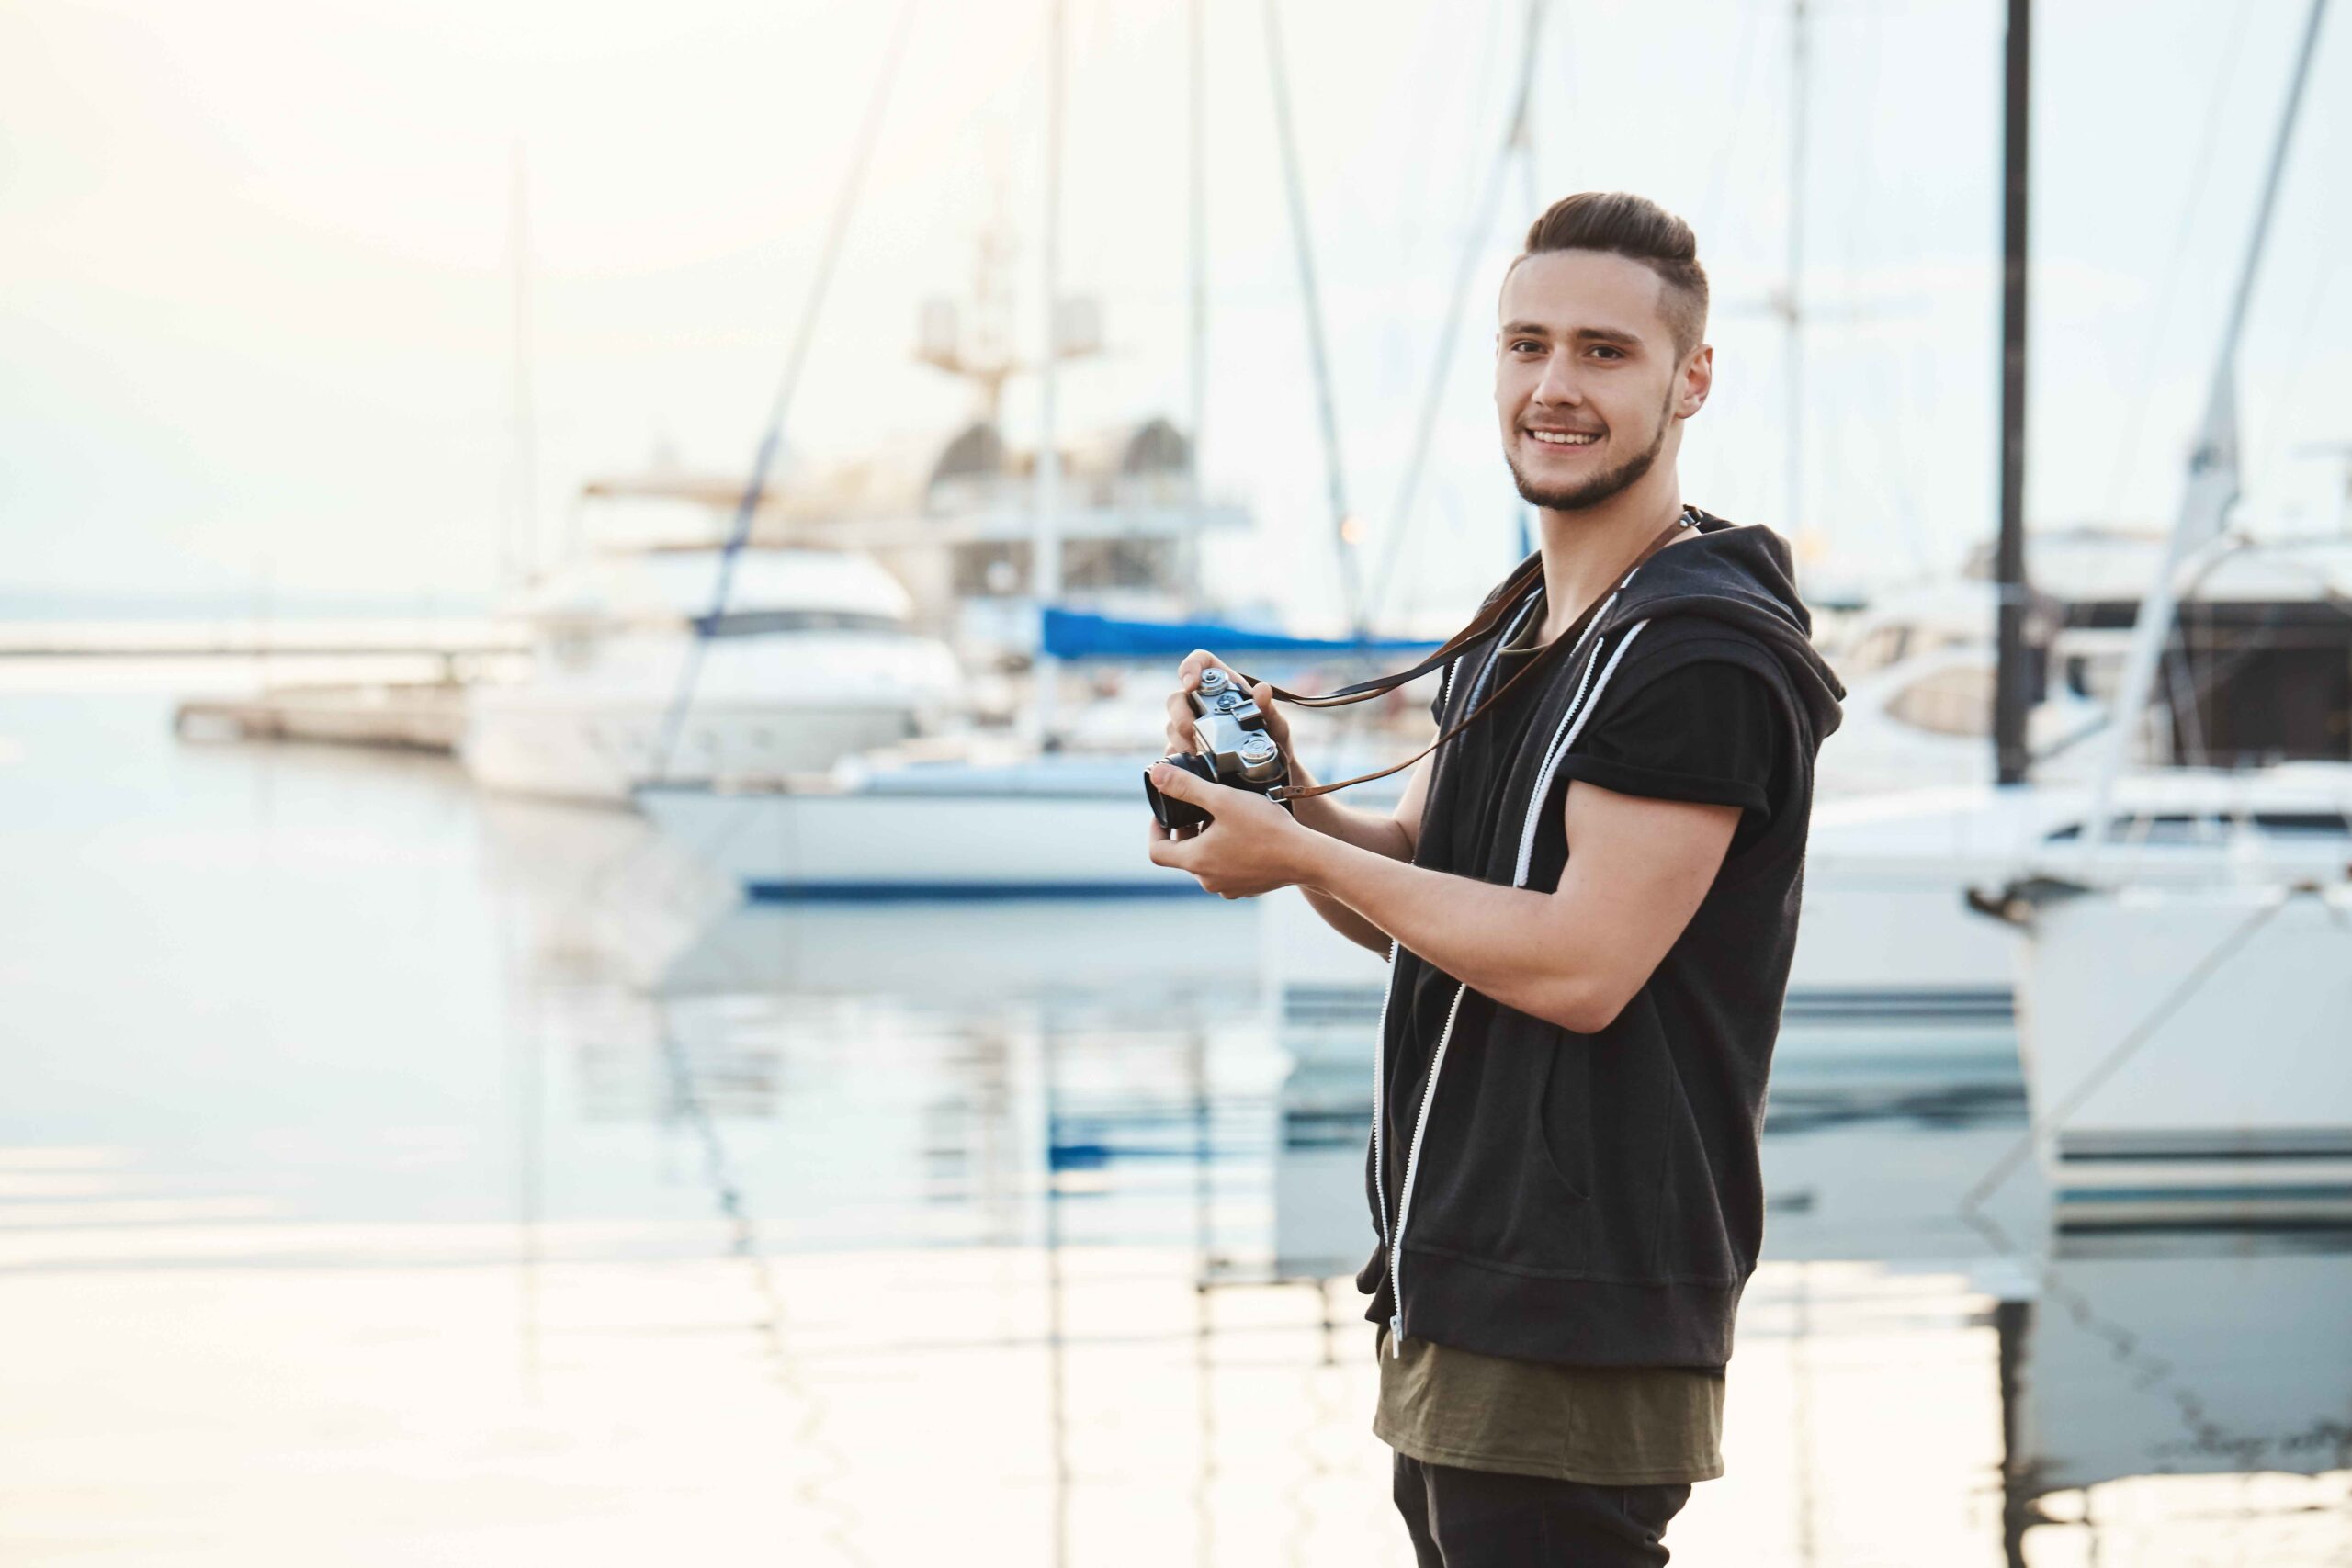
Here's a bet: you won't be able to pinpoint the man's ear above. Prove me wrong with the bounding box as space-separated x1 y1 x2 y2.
1678 344 1713 419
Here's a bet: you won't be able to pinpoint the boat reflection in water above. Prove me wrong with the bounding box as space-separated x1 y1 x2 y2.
10 671 2346 1562
1247 912 2348 1562
1999 1227 2352 1562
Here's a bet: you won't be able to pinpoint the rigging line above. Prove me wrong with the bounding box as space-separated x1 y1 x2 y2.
2098 8 2252 524
1697 0 1767 249
1261 0 1363 635
1860 355 1935 578
1410 0 1508 258
2215 0 2330 379
1363 0 1548 629
654 0 922 780
2083 0 2331 853
2256 244 2343 489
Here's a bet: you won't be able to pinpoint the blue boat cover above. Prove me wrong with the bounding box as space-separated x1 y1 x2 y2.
1041 607 1437 661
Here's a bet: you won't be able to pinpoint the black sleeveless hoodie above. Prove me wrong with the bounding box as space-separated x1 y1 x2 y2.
1355 512 1845 1370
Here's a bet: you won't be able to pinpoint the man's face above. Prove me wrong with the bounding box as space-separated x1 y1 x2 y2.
1495 250 1710 512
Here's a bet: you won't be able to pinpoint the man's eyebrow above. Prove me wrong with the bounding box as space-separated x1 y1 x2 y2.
1499 321 1645 348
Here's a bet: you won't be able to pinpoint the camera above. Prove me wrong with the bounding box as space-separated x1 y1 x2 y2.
1146 665 1292 831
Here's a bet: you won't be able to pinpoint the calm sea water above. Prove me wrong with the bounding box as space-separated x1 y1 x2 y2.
3 672 2346 1565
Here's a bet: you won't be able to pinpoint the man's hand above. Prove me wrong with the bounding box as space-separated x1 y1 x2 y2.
1164 649 1295 764
1143 762 1310 899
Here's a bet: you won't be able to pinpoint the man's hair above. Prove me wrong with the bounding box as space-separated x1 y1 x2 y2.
1515 191 1709 358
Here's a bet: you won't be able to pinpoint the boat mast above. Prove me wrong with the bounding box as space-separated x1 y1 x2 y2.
1183 0 1208 615
1363 0 1547 626
1992 0 2031 787
1033 0 1069 747
2082 0 2329 852
652 2 916 780
507 141 540 590
1784 0 1808 560
1261 0 1363 635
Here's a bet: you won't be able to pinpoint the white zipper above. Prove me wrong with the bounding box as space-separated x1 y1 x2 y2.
1368 936 1400 1289
1370 609 1521 1354
1377 608 1651 1357
1514 620 1649 886
1386 978 1467 1353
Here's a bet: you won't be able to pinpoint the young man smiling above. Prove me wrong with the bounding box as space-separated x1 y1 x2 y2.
1146 192 1844 1563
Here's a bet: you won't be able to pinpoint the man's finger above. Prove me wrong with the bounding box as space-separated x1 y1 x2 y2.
1166 689 1195 750
1250 682 1290 743
1145 819 1196 868
1147 762 1214 804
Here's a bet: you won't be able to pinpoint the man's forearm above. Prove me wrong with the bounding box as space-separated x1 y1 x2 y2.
1300 886 1391 955
1283 762 1414 953
1290 834 1600 1031
1287 775 1411 861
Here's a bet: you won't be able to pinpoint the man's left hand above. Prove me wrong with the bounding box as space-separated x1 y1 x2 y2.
1144 763 1311 899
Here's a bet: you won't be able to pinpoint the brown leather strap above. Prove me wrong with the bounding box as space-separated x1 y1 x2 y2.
1254 508 1697 804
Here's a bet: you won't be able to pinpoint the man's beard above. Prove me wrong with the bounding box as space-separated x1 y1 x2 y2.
1504 393 1673 512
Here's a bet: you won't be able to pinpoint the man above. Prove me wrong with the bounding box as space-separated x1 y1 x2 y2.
1145 191 1844 1564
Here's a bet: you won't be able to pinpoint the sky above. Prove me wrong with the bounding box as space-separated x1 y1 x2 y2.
3 0 2346 628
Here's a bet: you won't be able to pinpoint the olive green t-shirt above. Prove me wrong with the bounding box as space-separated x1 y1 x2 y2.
1374 1326 1724 1485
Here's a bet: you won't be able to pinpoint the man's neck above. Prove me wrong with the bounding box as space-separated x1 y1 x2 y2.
1532 468 1690 641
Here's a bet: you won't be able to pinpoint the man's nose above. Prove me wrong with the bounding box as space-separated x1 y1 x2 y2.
1531 350 1581 406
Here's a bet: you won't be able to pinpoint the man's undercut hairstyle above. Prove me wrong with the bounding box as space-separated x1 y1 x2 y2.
1517 191 1709 358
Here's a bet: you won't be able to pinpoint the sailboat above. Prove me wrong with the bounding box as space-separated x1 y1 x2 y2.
634 0 1428 897
1968 0 2352 1228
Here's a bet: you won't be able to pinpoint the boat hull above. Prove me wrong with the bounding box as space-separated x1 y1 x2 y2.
2012 881 2352 1227
465 699 921 806
638 763 1206 898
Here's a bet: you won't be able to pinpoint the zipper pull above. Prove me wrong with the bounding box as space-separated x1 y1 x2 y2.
1389 1314 1403 1358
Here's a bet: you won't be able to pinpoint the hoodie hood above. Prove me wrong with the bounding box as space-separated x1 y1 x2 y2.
1589 510 1846 741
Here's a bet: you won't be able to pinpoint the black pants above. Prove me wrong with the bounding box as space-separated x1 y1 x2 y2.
1392 1452 1690 1566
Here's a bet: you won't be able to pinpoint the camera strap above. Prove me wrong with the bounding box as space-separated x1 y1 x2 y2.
1248 507 1697 805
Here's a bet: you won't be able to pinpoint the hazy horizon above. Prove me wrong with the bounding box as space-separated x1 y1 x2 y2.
6 0 2346 631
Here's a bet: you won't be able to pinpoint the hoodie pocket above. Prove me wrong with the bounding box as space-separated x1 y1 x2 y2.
1535 1040 1596 1202
1544 1004 1677 1280
1404 993 1590 1275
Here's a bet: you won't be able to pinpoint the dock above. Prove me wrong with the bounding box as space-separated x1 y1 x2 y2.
173 682 468 753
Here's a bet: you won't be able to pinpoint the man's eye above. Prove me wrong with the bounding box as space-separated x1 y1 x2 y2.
1589 345 1624 360
1511 340 1541 353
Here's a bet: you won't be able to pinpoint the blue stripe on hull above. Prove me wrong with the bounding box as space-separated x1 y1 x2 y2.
745 879 1208 903
1781 987 2015 1024
2058 1184 2352 1203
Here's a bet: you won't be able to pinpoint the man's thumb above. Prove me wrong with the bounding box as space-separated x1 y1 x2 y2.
1150 761 1206 800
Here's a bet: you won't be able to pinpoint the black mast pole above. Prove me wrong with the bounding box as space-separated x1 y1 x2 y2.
1994 0 2032 786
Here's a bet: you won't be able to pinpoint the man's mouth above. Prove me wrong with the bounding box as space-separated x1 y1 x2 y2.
1525 428 1602 447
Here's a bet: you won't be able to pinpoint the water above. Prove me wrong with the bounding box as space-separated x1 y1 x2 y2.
4 675 2346 1564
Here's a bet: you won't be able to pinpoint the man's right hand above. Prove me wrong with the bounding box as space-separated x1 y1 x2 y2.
1164 649 1298 768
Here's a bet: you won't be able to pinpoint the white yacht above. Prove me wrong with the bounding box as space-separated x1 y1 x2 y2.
461 545 963 806
1819 526 2352 796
